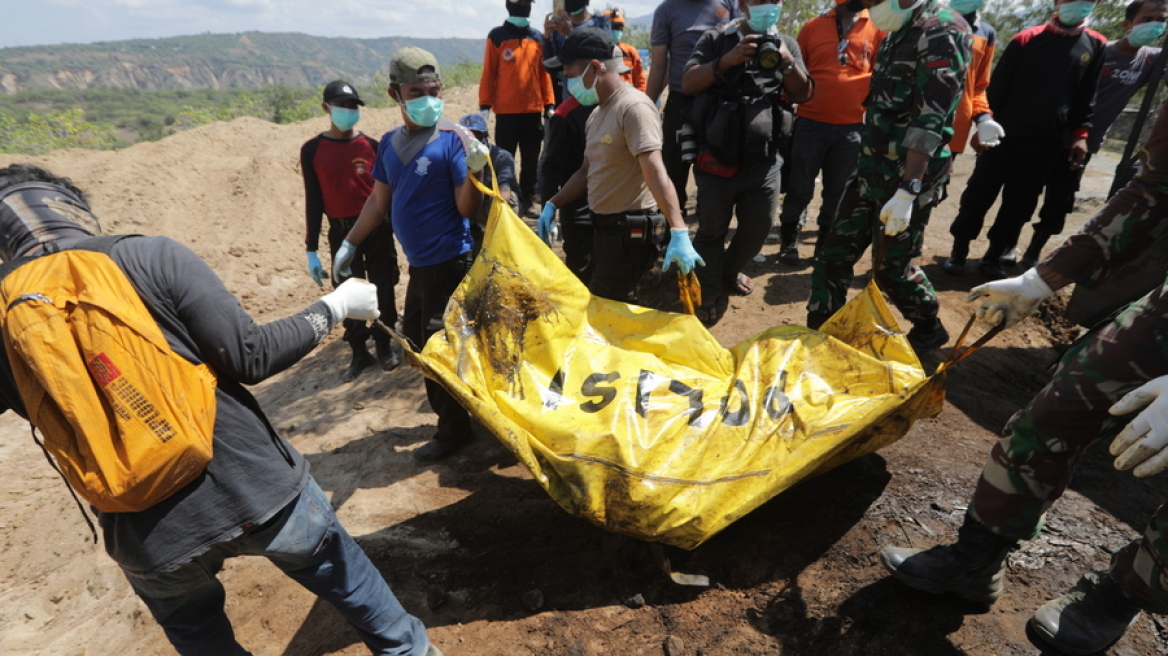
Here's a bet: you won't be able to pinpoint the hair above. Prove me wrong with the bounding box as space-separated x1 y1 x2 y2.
1127 0 1168 22
0 164 89 206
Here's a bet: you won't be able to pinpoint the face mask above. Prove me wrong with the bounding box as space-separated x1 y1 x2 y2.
869 0 924 31
567 67 600 106
403 95 444 127
1128 20 1166 46
612 29 624 42
948 0 983 15
506 16 531 28
329 106 360 131
747 3 782 32
1055 0 1094 25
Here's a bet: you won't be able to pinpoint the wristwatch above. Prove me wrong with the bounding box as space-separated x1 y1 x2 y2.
899 178 922 195
777 61 797 77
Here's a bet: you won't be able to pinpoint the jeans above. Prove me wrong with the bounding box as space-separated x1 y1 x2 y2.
122 477 429 656
778 117 863 232
693 158 783 309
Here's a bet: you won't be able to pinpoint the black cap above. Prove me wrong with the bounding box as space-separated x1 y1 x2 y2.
543 27 613 68
323 80 365 106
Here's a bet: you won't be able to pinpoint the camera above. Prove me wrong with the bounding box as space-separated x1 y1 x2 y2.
755 34 783 70
678 123 699 164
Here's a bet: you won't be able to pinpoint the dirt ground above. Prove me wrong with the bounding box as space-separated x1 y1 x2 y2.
2 85 1168 656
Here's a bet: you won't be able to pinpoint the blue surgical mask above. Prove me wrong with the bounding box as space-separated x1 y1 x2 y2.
567 69 600 106
404 95 444 127
1128 20 1166 46
612 29 624 42
948 0 983 15
506 16 530 28
329 106 360 131
747 3 782 32
1056 0 1095 26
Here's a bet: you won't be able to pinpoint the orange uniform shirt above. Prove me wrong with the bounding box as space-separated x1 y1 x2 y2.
617 42 647 92
479 23 556 114
795 8 884 125
950 19 995 154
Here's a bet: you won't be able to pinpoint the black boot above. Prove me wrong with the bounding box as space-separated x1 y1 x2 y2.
1022 229 1053 269
341 346 375 382
413 432 474 462
906 317 949 353
943 239 970 275
978 243 1009 280
879 516 1017 606
778 223 800 265
1028 571 1143 655
375 339 401 371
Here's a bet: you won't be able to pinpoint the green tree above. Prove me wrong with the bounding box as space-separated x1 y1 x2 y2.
0 107 117 155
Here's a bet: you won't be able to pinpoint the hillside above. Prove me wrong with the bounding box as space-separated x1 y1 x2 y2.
0 32 483 94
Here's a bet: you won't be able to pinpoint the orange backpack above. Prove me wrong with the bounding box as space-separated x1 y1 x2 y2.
0 238 217 515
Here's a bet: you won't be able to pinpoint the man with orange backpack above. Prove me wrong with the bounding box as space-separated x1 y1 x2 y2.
0 164 441 656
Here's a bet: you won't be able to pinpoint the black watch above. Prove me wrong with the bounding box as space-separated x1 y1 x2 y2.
899 178 922 195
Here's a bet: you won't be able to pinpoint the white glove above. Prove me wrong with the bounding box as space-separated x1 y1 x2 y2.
879 188 916 236
964 267 1053 328
1109 376 1168 477
320 278 380 324
481 108 491 125
976 118 1005 149
466 139 490 174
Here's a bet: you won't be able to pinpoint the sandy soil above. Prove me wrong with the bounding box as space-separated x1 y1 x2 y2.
1 85 1167 656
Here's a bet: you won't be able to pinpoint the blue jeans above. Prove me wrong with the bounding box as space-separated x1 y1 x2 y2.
778 117 863 232
121 477 429 656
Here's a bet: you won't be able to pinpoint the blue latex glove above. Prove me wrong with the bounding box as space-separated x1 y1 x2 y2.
306 251 325 287
538 201 557 244
662 229 705 274
333 239 357 283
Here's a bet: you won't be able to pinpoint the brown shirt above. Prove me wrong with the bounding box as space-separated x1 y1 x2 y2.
584 83 663 215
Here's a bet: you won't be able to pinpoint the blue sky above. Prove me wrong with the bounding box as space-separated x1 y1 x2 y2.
0 0 659 48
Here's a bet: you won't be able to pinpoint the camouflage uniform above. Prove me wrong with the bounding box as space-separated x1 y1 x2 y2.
969 101 1168 614
807 0 971 324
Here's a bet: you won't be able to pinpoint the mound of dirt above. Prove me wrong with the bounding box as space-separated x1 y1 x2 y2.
1 87 1166 656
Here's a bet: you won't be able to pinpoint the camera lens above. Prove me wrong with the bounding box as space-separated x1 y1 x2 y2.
757 40 782 69
678 124 699 164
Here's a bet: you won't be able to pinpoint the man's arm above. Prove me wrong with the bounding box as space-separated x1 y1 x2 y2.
647 45 670 102
548 159 590 207
638 150 685 229
456 172 486 219
986 38 1019 116
345 180 392 246
479 36 498 111
300 139 325 251
682 29 731 95
778 33 813 104
1067 38 1106 167
901 26 970 163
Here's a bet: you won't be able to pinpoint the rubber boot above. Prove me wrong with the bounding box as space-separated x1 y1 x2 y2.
1022 229 1053 270
978 243 1008 281
340 345 375 382
943 239 970 275
1028 571 1143 655
778 223 800 265
879 516 1017 606
906 317 949 353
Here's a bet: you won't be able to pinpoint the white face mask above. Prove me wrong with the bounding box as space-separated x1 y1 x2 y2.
869 0 924 31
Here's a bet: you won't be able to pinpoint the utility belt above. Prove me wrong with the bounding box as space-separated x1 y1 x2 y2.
591 209 667 245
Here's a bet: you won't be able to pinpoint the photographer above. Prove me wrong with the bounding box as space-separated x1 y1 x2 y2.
681 0 813 326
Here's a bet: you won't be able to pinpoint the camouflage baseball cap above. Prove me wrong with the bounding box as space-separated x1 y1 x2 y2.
389 47 441 84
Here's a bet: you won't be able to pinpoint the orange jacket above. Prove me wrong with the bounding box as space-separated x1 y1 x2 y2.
951 17 996 154
479 22 556 114
795 9 884 125
616 42 647 92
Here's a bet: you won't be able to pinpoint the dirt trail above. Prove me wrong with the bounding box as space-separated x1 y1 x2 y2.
1 87 1167 655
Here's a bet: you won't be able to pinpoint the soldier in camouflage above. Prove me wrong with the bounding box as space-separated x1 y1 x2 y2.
879 100 1168 656
806 0 970 353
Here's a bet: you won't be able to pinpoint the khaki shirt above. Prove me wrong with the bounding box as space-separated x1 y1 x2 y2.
584 84 662 215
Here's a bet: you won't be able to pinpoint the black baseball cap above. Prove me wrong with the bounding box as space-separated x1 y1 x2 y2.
543 27 614 68
323 80 365 106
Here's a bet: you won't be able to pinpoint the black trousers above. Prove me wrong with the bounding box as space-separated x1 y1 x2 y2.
949 136 1064 254
495 113 543 203
401 251 474 440
589 211 662 303
327 218 399 349
558 203 594 284
662 94 691 212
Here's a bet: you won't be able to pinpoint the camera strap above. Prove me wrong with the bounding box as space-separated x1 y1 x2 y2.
835 13 850 66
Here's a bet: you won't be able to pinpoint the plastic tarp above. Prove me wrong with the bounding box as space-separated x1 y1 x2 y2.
399 191 946 549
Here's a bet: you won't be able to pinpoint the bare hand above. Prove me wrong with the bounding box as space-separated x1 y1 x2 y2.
1069 138 1089 169
724 34 759 68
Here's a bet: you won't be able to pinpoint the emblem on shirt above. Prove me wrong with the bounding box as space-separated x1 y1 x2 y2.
1080 52 1092 65
416 156 432 176
602 134 613 145
503 48 516 62
353 157 370 175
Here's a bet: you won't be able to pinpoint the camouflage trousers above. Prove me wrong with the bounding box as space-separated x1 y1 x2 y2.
807 167 941 324
969 275 1168 613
